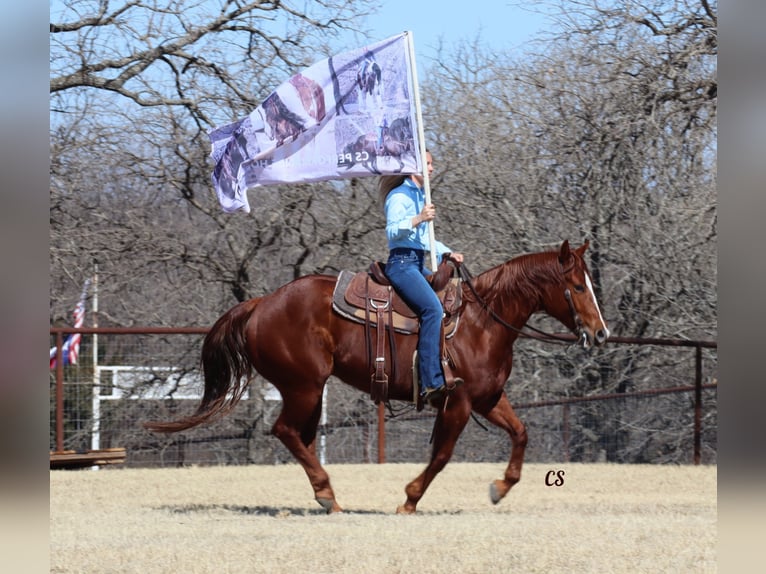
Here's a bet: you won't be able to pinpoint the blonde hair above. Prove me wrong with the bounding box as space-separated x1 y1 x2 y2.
378 150 431 211
378 175 407 209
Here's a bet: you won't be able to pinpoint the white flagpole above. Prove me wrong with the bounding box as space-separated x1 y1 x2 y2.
91 263 101 461
405 31 438 271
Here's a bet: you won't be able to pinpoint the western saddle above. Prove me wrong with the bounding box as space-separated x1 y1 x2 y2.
332 260 462 405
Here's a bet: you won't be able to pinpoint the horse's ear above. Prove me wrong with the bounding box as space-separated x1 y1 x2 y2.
575 239 590 258
558 240 571 264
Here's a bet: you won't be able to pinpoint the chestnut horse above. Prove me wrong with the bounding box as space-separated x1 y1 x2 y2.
145 240 609 514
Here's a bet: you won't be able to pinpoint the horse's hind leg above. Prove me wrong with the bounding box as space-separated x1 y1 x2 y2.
397 397 472 514
271 386 341 513
476 392 528 504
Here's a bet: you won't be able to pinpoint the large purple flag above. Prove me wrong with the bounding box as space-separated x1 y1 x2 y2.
209 32 422 213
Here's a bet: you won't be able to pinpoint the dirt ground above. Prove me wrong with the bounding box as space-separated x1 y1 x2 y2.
50 462 716 573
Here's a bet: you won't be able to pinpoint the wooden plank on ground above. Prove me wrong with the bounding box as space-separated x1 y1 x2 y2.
50 448 126 469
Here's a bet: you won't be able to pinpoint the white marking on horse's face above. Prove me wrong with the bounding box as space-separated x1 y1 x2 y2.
585 273 610 338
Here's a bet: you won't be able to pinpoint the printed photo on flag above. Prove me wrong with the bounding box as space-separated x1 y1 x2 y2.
209 32 423 213
50 278 91 369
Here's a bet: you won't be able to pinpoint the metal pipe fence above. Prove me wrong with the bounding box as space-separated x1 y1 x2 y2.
50 328 717 467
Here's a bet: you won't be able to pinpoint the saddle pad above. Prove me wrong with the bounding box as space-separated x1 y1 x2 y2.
344 269 417 318
332 270 419 333
331 270 461 337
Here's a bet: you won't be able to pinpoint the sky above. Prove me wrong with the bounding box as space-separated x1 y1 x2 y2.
50 0 552 67
354 1 552 64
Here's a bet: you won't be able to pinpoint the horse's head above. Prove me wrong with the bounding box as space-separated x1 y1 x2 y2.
556 240 610 348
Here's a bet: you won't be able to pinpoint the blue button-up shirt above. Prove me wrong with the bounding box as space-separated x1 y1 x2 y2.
384 178 451 262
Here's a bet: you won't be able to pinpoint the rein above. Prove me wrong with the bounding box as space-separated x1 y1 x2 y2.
454 261 582 346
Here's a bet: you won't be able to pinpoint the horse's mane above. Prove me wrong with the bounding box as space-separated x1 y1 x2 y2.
471 250 564 310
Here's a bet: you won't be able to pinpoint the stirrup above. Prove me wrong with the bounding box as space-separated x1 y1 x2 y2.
445 377 464 392
423 379 463 407
423 386 447 407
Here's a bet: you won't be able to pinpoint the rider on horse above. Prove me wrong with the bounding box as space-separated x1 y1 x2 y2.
378 151 465 406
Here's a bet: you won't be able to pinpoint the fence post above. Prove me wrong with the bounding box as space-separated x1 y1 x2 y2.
562 403 570 462
694 345 702 465
377 402 386 463
55 331 64 453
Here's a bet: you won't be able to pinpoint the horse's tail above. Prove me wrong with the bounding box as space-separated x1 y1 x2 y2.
143 298 261 433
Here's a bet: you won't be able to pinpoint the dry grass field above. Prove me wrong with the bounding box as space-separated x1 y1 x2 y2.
50 463 716 573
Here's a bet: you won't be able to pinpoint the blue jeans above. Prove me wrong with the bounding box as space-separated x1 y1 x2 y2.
385 248 445 393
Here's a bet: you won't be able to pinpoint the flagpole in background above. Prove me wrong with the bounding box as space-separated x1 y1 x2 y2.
91 262 101 457
405 31 438 271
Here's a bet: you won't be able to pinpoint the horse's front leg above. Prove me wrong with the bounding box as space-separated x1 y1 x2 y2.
475 391 528 504
397 395 472 514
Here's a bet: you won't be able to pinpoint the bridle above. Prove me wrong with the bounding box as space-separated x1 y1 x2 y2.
564 287 590 348
454 261 588 347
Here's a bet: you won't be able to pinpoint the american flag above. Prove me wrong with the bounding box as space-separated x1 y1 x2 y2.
50 278 91 369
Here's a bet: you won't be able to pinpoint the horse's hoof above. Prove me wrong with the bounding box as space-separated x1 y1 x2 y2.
489 480 505 505
396 504 416 515
316 497 342 514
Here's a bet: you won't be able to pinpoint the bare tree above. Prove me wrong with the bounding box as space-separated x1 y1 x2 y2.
50 0 378 325
50 1 372 116
420 0 716 462
423 0 715 334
